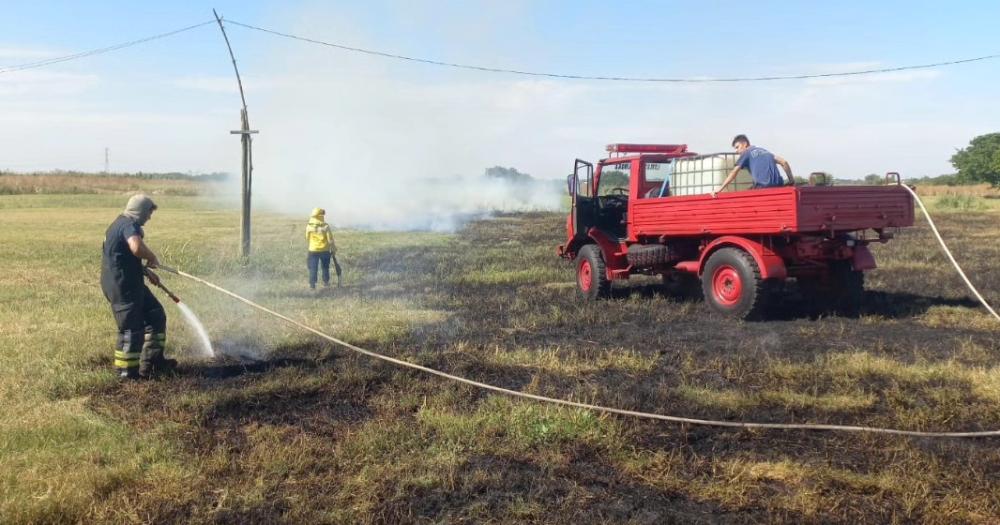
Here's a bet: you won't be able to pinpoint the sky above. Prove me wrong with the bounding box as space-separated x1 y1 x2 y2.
1 1 998 192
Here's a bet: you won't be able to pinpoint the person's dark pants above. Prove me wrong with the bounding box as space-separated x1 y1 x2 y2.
108 285 167 375
308 251 331 288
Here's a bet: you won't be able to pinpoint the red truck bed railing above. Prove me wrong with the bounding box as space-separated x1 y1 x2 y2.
629 185 913 238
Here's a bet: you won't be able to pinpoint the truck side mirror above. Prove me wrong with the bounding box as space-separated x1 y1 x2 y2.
566 174 576 195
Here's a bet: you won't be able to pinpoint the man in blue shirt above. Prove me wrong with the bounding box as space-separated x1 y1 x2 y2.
713 134 794 197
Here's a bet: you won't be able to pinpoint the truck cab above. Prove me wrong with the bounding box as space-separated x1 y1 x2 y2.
559 143 915 319
565 144 694 244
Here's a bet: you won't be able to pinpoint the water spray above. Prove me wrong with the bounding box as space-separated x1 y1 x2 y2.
147 265 215 359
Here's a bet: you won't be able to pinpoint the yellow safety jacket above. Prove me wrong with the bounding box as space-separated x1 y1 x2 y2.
306 210 336 253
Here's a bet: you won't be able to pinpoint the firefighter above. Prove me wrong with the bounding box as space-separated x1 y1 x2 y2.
100 194 176 380
713 134 795 197
306 207 338 289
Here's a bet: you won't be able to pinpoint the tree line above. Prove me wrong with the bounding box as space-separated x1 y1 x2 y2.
855 132 999 186
0 170 231 182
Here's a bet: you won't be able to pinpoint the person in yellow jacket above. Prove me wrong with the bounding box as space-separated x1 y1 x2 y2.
306 207 339 289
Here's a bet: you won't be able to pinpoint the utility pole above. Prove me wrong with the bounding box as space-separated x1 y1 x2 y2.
213 9 258 258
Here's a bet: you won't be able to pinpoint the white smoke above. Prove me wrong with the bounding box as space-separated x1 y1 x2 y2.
238 6 568 231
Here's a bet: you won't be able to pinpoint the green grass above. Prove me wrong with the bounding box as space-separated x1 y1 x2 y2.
2 190 1000 523
919 193 1000 212
933 194 989 211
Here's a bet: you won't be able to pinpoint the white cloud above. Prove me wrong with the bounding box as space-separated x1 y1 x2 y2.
0 46 64 60
0 109 218 126
172 75 310 94
0 70 100 95
171 75 237 93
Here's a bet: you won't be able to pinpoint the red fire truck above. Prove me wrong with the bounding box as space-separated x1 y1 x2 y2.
558 143 914 319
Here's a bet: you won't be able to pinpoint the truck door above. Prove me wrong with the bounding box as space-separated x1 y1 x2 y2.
569 159 594 240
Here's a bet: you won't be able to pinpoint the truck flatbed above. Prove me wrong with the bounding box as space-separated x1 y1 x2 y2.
630 185 914 238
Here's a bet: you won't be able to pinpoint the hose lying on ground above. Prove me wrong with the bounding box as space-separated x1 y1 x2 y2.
159 253 999 438
901 184 1000 322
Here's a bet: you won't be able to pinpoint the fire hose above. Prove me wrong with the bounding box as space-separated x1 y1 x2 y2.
153 222 1000 438
901 185 1000 322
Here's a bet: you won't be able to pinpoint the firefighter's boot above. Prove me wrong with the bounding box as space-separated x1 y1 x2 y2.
115 330 142 380
139 331 177 377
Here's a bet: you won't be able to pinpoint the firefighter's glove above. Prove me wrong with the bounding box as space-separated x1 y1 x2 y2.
144 268 161 287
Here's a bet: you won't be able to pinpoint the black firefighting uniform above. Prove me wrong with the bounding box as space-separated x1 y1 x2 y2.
100 215 166 374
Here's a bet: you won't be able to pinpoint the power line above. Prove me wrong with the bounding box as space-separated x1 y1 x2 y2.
225 18 999 83
0 20 215 74
2 16 993 83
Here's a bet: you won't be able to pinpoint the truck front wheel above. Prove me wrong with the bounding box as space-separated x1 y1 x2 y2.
576 244 611 300
701 247 769 320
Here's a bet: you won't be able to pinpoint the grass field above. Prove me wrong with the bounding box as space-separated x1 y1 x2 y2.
0 172 227 197
2 184 1000 523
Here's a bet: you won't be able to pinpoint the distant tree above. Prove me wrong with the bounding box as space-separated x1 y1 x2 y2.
807 172 835 186
863 173 883 185
484 166 533 183
4 169 232 181
951 132 1000 187
904 173 961 186
196 172 231 182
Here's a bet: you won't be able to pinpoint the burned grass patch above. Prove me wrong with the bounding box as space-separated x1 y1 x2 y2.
78 210 1000 523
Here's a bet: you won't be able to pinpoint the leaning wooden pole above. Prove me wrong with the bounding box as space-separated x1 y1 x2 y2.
213 9 257 258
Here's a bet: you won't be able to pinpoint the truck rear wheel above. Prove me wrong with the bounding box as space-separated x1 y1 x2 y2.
576 244 611 300
830 261 864 316
701 247 769 320
798 261 864 317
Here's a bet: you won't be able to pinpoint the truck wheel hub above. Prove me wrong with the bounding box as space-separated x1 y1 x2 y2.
713 266 742 306
579 260 593 292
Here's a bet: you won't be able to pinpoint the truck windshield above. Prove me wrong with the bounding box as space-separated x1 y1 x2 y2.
598 162 630 196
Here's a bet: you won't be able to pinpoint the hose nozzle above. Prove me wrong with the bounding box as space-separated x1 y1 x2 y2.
145 269 181 303
156 282 181 304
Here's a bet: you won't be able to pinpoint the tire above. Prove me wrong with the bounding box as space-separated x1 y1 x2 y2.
701 247 770 320
798 261 864 317
796 276 827 316
627 244 669 268
575 244 611 300
662 271 702 301
829 261 864 316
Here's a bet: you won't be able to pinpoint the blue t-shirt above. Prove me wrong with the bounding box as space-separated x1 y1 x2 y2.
736 146 784 188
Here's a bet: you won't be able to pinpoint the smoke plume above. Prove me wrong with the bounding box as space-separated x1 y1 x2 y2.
240 6 567 231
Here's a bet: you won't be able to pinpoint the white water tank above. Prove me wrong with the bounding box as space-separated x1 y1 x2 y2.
670 153 752 196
